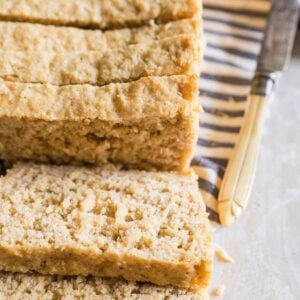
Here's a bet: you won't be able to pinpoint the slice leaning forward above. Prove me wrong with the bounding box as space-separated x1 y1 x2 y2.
0 162 213 290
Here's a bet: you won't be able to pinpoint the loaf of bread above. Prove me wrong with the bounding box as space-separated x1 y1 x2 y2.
0 272 208 300
0 18 201 52
0 0 201 29
0 75 200 171
0 162 213 290
0 34 200 85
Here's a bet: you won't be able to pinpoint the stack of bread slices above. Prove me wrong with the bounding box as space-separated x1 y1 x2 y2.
0 1 213 299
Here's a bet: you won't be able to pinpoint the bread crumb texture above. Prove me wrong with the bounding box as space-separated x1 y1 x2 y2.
0 163 213 289
0 272 209 300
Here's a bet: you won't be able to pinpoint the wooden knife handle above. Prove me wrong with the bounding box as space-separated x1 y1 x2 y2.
218 93 269 226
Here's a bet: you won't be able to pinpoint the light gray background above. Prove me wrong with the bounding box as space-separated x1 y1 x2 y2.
212 31 300 300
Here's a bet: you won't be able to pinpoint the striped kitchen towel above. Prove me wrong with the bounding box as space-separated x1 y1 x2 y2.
193 0 271 224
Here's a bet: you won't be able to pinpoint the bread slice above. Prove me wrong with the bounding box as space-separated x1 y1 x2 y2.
0 0 201 29
0 34 200 85
0 272 209 300
0 18 201 52
0 75 200 171
0 162 213 290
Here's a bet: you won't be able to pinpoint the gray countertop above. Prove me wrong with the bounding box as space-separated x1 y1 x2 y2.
211 31 300 299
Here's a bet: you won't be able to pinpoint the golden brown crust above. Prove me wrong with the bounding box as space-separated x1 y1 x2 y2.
0 163 213 289
0 35 201 85
0 0 202 29
0 18 201 52
0 75 199 121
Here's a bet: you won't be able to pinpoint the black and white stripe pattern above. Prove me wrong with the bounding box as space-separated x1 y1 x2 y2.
194 0 270 223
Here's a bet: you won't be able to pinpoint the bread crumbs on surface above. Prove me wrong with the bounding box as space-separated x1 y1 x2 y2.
214 244 234 263
212 284 225 297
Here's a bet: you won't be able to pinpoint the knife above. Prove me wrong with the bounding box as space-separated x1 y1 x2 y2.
218 0 299 226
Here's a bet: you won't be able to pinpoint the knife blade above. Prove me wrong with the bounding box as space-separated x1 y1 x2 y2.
252 0 299 96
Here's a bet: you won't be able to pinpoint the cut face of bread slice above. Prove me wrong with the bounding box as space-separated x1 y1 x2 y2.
0 18 201 52
0 163 213 290
0 0 201 29
0 75 200 171
0 35 201 85
0 272 209 300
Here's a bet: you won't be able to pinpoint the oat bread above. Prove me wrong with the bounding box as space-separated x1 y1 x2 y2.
0 75 200 171
0 272 209 300
0 18 201 52
0 0 201 29
0 162 213 290
0 35 200 85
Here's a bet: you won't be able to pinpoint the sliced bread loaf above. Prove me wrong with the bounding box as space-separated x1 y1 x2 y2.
0 272 208 300
0 0 201 29
0 162 213 290
0 75 200 171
